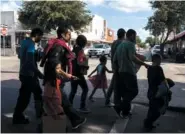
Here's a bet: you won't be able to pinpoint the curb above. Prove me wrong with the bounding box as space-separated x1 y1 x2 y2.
133 101 185 113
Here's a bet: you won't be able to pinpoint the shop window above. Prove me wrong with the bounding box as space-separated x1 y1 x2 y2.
1 35 11 48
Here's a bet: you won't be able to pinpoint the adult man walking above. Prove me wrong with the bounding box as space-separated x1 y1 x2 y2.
105 28 126 107
113 29 149 116
40 26 86 129
13 28 44 124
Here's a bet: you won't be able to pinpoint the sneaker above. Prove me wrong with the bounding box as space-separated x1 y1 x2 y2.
72 118 87 129
105 102 115 107
78 107 91 114
12 118 30 125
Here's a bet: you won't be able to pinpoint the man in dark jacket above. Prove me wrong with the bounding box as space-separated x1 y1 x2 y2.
105 28 126 107
40 27 86 129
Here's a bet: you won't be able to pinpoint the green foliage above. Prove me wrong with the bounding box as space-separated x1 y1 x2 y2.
145 1 185 44
145 36 159 47
136 36 146 48
138 42 146 49
136 36 142 44
18 1 93 33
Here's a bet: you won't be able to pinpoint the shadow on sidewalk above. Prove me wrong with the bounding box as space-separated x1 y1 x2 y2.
1 77 185 133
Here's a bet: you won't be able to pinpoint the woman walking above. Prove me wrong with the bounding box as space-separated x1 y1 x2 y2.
69 35 90 113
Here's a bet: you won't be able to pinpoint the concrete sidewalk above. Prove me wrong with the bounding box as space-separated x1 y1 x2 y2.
124 104 185 133
1 96 118 133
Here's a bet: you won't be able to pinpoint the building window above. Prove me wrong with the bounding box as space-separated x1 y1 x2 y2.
1 35 11 48
15 32 27 45
95 29 97 35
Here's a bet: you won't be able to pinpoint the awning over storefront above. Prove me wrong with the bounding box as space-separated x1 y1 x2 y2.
168 30 185 42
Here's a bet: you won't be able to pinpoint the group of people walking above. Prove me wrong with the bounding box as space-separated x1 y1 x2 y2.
12 26 175 132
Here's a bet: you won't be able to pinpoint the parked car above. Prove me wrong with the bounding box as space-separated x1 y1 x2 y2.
151 45 168 56
88 44 111 57
84 46 92 55
151 45 160 55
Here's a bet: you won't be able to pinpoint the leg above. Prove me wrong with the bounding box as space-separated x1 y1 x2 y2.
144 99 162 129
61 89 86 129
113 72 124 115
32 78 43 132
89 87 98 99
105 75 114 104
120 73 138 115
89 79 102 100
102 88 107 99
13 76 32 124
32 78 43 119
69 80 78 105
78 75 89 109
113 72 121 106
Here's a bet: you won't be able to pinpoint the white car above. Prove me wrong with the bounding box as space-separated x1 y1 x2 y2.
88 44 111 57
84 46 92 55
151 45 167 56
151 45 161 55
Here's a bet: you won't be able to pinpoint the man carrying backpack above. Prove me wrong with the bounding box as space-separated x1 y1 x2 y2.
40 26 86 129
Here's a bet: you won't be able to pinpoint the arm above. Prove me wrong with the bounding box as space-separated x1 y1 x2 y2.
27 43 44 79
128 45 148 68
105 66 113 73
88 67 97 77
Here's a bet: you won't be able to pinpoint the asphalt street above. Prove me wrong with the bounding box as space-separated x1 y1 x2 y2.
1 51 185 133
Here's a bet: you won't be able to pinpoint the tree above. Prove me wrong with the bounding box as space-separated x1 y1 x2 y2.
18 1 93 33
139 43 146 49
136 36 142 44
136 36 146 49
145 36 159 47
145 1 185 55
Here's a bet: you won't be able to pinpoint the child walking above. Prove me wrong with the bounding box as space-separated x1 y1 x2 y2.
42 59 66 132
43 59 65 118
144 54 174 131
88 56 113 103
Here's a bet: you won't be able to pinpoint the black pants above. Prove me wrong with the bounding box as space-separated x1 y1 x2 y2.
117 72 138 114
113 72 122 107
13 75 43 119
105 73 120 104
60 88 81 122
69 75 89 108
145 99 164 126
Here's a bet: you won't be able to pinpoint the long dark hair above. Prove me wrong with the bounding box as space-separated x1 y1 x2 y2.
76 35 87 48
43 59 60 87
